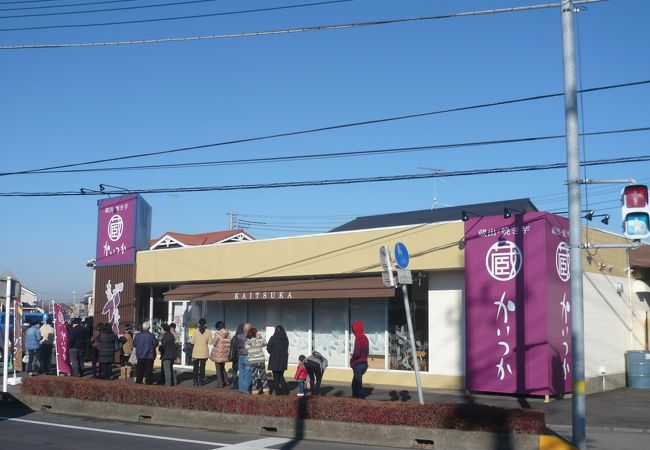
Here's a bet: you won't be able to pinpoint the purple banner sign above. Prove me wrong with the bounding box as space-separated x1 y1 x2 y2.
96 194 151 267
54 303 72 375
464 212 572 395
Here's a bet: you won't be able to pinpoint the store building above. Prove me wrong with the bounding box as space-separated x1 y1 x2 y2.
93 196 648 394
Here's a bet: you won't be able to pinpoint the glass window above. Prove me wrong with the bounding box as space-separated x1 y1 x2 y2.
224 301 247 337
388 284 429 371
205 301 224 331
247 301 272 337
313 300 347 368
279 300 311 364
350 299 385 369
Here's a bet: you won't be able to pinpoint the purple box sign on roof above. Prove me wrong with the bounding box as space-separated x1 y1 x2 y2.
464 212 572 396
96 194 152 267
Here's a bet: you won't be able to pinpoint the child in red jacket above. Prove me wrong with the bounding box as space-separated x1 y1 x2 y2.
294 354 308 396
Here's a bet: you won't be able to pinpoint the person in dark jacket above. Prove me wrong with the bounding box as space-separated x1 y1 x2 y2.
159 323 177 386
230 323 244 389
91 323 102 378
266 325 289 395
350 320 369 399
68 318 87 377
96 323 118 379
133 321 158 384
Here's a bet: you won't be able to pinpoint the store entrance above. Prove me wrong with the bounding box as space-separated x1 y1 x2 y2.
168 301 190 367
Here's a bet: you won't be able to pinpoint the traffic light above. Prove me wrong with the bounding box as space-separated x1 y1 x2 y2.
621 184 650 240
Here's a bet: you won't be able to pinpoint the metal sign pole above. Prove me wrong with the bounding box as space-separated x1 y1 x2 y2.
3 276 11 393
561 2 586 449
53 301 60 377
402 284 424 404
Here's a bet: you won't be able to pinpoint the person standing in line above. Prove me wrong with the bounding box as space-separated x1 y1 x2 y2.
209 321 231 388
304 351 328 396
266 325 289 395
191 318 211 386
133 321 157 385
96 323 118 379
90 323 102 378
118 324 134 380
169 322 181 364
68 318 87 377
230 323 244 389
350 320 369 399
237 323 252 393
159 323 177 386
294 355 308 397
25 320 42 375
245 327 269 395
38 319 55 375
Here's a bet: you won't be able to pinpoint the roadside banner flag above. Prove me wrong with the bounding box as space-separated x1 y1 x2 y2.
13 299 23 372
53 303 72 375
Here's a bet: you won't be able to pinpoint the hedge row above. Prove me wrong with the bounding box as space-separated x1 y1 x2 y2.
20 376 545 434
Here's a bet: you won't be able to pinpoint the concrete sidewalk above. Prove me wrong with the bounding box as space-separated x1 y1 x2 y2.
4 366 650 432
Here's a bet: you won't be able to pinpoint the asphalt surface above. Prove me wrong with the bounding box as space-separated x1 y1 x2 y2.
0 409 404 450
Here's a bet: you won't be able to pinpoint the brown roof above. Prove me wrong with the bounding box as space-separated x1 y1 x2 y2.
149 229 253 248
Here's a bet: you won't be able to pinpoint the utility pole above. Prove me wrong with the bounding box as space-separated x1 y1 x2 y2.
227 211 237 230
561 2 586 449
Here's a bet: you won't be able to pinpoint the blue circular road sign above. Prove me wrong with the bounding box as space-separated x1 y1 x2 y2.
394 242 410 269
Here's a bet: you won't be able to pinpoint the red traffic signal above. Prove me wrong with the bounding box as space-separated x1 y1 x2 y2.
623 185 648 208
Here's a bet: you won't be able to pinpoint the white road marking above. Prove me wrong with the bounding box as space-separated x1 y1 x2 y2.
212 437 293 449
0 416 226 446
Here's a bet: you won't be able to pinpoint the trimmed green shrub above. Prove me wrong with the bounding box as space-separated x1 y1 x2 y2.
20 376 544 434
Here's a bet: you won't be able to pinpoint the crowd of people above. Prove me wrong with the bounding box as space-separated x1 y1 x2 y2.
17 316 370 398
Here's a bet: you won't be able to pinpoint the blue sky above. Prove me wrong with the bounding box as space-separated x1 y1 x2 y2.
1 0 649 301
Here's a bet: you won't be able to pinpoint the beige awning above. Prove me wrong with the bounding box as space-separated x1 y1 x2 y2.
164 277 394 301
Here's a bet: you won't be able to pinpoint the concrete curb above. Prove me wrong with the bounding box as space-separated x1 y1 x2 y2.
10 394 541 450
548 423 650 434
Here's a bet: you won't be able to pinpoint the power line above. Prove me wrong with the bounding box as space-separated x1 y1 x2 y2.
0 0 351 21
2 153 648 197
10 125 650 176
0 0 142 12
0 0 224 17
0 0 353 31
0 0 88 5
0 0 603 45
3 77 647 177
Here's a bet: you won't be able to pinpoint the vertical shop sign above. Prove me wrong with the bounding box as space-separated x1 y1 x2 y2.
96 194 151 267
464 212 571 395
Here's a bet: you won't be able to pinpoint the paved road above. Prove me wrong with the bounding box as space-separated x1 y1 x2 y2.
0 409 403 450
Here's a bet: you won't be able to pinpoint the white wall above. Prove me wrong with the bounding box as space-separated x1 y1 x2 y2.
428 270 465 376
583 272 635 378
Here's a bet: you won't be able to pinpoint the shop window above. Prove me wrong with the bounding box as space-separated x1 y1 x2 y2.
279 300 311 364
247 301 272 336
350 299 386 369
313 300 347 368
204 301 225 331
388 283 429 372
224 301 247 337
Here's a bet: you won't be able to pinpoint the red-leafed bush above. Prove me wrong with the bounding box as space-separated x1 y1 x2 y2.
20 376 544 434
